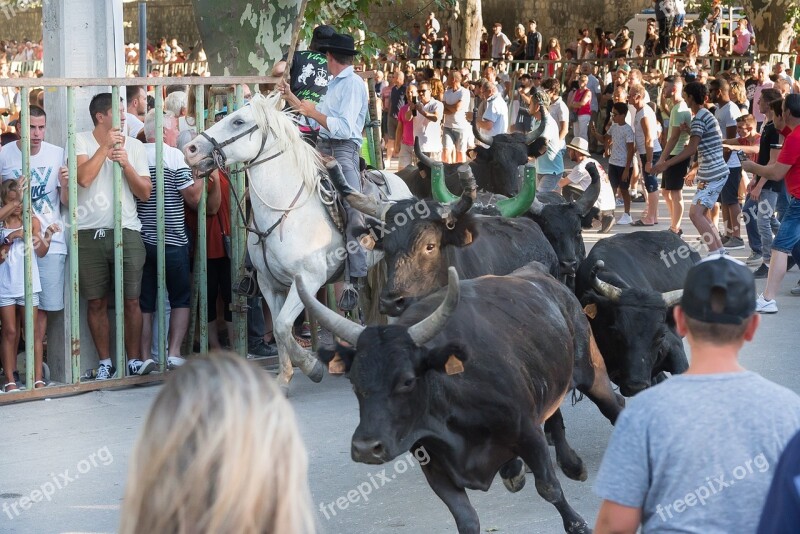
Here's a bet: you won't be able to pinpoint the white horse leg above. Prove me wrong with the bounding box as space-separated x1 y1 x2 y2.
259 284 294 390
276 280 325 384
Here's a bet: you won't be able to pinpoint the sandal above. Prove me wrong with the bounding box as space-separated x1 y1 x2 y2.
34 380 46 389
3 382 20 393
632 220 654 227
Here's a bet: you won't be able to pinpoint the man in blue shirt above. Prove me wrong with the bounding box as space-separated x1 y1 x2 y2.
279 32 368 307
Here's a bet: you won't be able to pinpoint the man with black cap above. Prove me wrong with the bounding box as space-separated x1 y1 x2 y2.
593 256 800 534
279 31 368 308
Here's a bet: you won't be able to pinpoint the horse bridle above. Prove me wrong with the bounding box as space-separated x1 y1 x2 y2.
199 123 284 172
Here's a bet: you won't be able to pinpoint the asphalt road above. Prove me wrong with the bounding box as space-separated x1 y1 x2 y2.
2 190 800 534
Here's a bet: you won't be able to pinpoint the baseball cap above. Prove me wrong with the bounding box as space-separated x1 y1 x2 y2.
681 256 755 325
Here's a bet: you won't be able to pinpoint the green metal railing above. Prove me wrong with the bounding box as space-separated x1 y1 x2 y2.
0 72 382 403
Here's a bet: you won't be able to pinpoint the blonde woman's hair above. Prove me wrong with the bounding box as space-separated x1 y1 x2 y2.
120 352 316 534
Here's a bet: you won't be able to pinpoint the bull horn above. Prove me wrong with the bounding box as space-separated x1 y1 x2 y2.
295 275 364 347
591 261 622 302
431 160 460 204
661 290 683 307
325 160 392 220
449 165 476 218
472 119 494 146
574 161 602 217
525 90 550 145
529 196 545 215
407 267 461 346
497 163 537 217
414 137 437 169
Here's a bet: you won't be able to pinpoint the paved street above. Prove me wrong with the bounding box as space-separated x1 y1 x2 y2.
2 190 800 534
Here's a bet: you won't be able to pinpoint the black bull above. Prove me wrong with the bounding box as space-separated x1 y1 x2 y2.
575 231 700 396
297 265 624 534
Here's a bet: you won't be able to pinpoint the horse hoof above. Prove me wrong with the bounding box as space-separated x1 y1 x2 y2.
306 360 325 383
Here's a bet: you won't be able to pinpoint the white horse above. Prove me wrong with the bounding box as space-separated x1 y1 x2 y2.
183 92 412 389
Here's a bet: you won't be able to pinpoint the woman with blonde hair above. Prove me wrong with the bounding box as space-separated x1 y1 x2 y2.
429 77 445 102
120 352 316 534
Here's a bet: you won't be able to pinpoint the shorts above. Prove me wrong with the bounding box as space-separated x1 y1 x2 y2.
386 116 399 140
674 13 685 28
207 256 232 323
640 152 662 193
719 167 742 205
443 127 469 152
608 164 630 191
772 197 800 255
398 143 414 169
37 252 66 311
0 293 39 308
78 228 146 301
537 173 561 193
661 158 690 191
139 243 192 313
692 178 727 210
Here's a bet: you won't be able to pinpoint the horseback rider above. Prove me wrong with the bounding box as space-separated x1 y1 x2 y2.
279 31 368 310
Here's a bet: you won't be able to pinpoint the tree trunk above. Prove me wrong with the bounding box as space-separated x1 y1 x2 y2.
447 0 482 75
191 0 302 75
742 0 795 53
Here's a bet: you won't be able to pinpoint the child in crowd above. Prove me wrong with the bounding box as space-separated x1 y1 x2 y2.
0 180 59 392
590 101 636 224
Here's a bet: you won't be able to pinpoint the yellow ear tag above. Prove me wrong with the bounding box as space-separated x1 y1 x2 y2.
328 353 346 375
360 234 376 250
445 355 464 375
583 303 598 319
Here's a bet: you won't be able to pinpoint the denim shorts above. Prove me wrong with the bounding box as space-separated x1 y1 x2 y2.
640 152 662 193
692 178 727 210
443 127 469 152
537 173 561 193
139 243 192 313
772 197 800 255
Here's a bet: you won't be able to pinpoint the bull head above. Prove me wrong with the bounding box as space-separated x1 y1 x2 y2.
325 160 393 220
296 267 461 348
591 261 685 306
431 164 536 219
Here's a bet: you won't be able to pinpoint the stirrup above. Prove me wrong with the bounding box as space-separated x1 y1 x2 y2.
234 269 260 298
338 281 359 312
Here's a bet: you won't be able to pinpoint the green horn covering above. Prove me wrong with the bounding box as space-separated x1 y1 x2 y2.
431 161 460 204
496 162 537 217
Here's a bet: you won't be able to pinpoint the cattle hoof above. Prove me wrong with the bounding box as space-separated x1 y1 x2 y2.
502 471 526 493
565 520 591 534
306 360 325 383
558 457 588 482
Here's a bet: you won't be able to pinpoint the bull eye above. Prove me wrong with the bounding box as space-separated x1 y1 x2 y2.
395 376 417 394
425 243 436 253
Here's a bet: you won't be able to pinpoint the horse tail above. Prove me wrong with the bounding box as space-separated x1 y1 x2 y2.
361 257 388 326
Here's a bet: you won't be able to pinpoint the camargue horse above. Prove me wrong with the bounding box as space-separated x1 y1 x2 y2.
183 92 413 390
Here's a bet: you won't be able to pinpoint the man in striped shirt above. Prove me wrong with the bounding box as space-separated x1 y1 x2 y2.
138 110 207 369
652 82 729 254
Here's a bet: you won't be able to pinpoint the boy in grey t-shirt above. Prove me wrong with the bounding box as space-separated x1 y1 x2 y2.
594 256 800 534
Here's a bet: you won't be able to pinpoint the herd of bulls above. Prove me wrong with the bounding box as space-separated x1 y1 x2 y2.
305 125 700 532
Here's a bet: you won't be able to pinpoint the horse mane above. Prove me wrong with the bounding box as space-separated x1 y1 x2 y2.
249 92 325 193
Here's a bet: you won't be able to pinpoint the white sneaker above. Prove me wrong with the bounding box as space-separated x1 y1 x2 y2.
618 213 633 225
755 294 778 314
167 356 186 370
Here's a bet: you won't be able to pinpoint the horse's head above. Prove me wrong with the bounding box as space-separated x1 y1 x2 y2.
183 92 285 175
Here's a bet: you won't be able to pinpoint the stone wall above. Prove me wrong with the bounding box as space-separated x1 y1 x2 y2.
0 0 201 47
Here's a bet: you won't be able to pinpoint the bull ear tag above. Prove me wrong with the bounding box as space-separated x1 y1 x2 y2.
359 234 376 251
583 303 598 319
445 355 464 375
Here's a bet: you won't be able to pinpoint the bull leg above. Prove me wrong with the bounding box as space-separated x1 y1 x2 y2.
572 328 625 424
420 460 480 534
518 423 589 534
544 410 587 481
